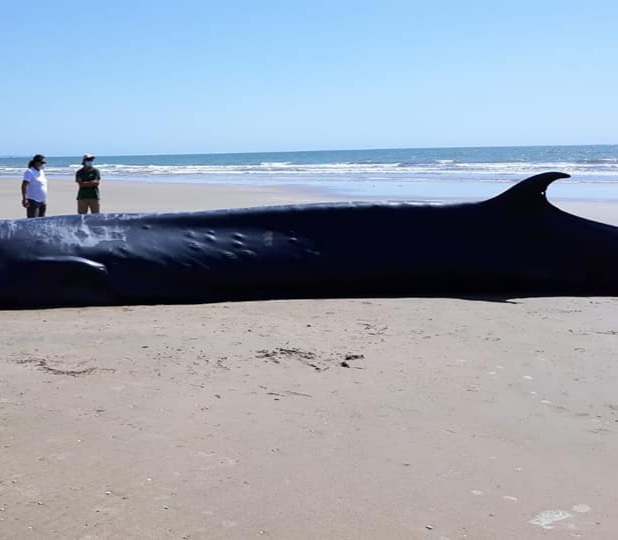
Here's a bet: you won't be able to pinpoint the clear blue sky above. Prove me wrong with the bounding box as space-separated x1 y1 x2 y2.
1 0 617 156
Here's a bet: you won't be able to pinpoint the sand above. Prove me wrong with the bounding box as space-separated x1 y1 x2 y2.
1 176 618 539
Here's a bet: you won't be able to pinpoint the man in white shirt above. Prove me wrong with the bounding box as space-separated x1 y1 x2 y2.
21 154 48 218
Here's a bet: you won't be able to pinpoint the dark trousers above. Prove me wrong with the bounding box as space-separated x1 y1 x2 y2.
26 199 47 218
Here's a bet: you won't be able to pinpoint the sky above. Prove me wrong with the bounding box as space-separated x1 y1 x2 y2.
1 0 617 156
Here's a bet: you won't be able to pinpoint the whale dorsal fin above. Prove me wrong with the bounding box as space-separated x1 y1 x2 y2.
486 171 571 208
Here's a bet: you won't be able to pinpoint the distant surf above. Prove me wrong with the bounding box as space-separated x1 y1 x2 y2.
2 144 617 200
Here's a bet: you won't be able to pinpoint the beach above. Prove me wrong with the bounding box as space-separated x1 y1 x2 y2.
1 177 618 539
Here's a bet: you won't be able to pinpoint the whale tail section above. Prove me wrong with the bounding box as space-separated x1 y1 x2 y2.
487 172 571 209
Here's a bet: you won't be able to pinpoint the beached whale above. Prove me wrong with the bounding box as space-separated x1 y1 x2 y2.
0 171 617 308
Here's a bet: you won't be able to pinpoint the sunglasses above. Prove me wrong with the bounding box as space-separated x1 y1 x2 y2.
36 160 46 164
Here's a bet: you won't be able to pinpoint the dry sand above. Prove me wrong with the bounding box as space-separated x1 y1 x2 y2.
1 177 618 539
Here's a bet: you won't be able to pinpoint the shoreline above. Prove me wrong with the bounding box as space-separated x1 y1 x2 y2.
6 171 618 201
1 175 617 225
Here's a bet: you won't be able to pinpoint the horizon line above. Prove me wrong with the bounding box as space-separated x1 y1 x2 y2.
2 142 618 160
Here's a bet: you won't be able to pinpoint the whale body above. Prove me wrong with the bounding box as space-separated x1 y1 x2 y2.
1 172 617 309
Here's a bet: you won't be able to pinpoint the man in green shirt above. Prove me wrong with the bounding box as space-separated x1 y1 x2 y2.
76 153 101 214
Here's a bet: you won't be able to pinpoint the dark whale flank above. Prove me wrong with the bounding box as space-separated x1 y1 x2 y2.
1 172 617 308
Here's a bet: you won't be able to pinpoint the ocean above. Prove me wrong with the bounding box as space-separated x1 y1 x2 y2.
2 144 618 201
